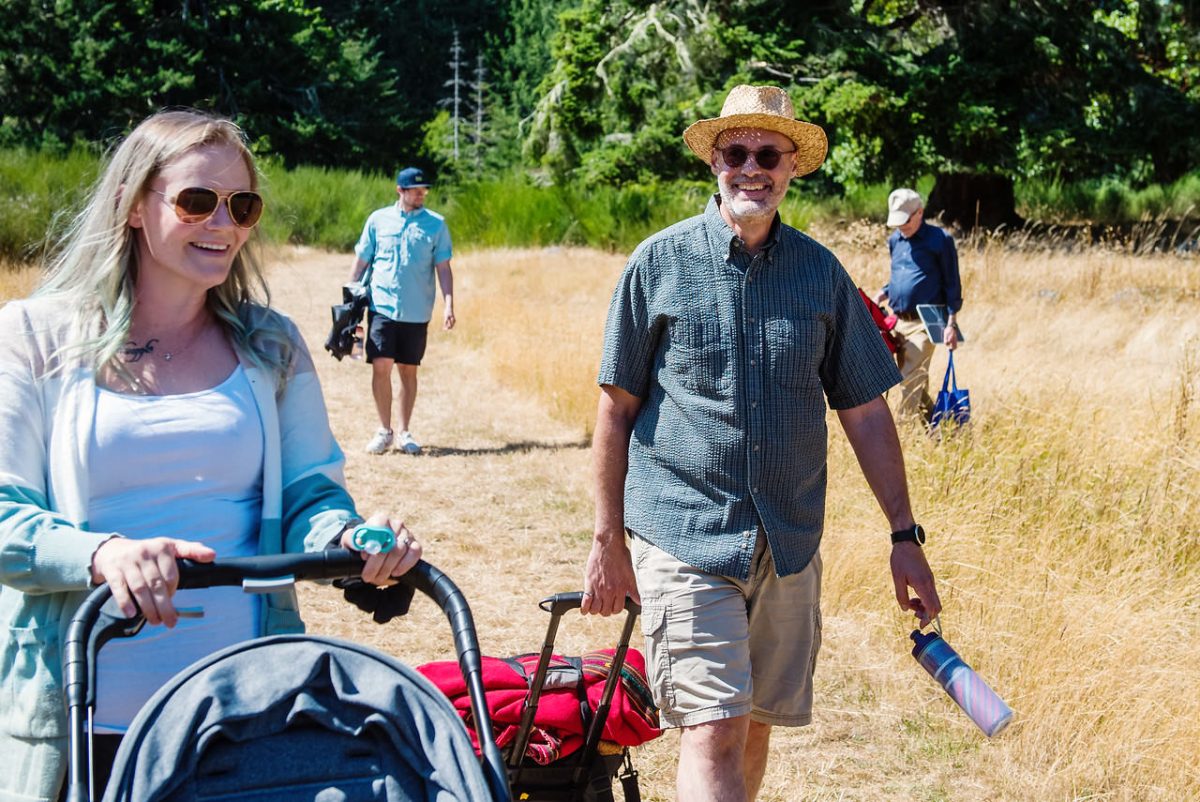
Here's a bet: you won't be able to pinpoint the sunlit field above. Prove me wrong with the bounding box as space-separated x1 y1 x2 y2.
449 224 1200 801
2 221 1197 800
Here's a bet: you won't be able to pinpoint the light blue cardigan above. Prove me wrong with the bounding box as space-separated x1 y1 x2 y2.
0 297 362 801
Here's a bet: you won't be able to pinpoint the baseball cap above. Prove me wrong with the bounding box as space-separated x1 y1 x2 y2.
396 167 431 189
887 188 922 226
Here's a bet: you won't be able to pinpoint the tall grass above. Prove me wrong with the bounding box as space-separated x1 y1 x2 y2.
1019 170 1200 224
453 229 1200 799
257 161 394 251
0 146 100 261
4 144 1198 263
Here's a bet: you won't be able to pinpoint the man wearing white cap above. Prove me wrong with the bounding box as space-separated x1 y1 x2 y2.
582 85 943 801
877 188 962 420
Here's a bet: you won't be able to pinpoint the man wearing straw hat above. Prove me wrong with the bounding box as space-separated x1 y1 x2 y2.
582 85 943 801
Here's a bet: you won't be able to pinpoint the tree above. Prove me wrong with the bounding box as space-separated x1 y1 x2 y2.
0 0 405 167
522 0 1200 227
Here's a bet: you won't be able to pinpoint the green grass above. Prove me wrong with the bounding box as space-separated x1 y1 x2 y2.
2 146 1197 260
1018 171 1200 224
258 161 394 251
0 146 101 260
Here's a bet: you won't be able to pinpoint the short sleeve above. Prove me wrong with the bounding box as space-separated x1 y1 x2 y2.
433 222 452 264
597 251 659 399
820 262 902 409
354 216 377 263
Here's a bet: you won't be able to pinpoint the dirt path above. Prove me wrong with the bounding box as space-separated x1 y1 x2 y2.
267 248 989 802
268 248 684 789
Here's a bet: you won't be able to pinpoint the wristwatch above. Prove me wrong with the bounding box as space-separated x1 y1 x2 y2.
890 523 926 546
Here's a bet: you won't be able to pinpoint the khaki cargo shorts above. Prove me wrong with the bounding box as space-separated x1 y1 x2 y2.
631 531 822 728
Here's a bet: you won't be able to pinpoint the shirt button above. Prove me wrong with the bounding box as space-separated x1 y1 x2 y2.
750 359 757 367
753 444 760 452
751 401 758 409
751 487 759 494
748 317 755 325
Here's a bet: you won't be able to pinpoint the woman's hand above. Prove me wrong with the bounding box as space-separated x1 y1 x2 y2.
341 514 422 586
91 537 217 626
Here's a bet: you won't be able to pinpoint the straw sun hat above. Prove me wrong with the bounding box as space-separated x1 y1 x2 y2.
683 85 828 178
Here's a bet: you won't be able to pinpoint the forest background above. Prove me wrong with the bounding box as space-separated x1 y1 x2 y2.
2 0 1200 261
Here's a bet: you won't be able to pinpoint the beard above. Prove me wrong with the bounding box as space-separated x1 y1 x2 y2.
717 179 786 224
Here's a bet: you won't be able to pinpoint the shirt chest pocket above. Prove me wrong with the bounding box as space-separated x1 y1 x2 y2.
663 318 732 393
766 318 822 390
373 234 402 272
399 226 435 265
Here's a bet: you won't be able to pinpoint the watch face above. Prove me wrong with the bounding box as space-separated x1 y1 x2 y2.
913 524 926 545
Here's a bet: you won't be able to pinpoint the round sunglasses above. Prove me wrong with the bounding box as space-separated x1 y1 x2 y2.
151 187 265 229
716 145 797 171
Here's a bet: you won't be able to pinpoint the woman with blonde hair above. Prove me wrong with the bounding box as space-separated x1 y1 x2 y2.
0 109 420 801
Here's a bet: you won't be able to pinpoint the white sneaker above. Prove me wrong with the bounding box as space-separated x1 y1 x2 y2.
365 428 394 454
398 431 422 455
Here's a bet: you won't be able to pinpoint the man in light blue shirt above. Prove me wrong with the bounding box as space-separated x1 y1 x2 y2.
350 167 455 455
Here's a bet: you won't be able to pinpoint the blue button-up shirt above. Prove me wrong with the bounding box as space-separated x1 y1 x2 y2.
598 197 901 579
354 204 453 323
884 222 961 315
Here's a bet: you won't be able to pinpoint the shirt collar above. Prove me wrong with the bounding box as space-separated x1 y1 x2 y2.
704 195 782 260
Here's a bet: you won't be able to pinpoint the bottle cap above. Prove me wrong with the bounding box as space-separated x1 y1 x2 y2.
910 628 942 658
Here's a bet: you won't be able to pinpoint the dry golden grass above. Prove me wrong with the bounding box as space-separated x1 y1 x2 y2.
3 230 1197 801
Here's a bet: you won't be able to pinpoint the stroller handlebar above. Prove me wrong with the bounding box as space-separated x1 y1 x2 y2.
64 551 511 802
539 591 641 617
174 548 363 587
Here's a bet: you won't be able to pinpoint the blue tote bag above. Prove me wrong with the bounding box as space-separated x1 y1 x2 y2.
930 351 970 428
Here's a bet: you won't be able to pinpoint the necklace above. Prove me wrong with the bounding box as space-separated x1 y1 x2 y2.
121 318 211 364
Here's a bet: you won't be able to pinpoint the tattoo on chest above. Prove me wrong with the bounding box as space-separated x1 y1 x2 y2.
121 338 159 363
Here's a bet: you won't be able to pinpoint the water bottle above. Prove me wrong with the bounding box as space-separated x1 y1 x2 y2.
351 525 395 555
910 628 1013 737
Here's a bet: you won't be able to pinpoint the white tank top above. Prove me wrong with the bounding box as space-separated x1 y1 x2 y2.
87 365 265 732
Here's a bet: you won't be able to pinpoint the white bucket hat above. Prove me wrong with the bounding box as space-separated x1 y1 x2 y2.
683 85 829 178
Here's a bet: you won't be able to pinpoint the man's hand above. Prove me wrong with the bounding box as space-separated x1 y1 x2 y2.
890 541 942 628
581 534 640 616
443 304 456 330
91 536 216 626
943 320 959 350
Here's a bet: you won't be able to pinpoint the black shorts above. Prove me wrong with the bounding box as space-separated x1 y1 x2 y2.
366 312 429 365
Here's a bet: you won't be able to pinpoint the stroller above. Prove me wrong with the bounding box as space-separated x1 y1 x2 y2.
64 550 512 802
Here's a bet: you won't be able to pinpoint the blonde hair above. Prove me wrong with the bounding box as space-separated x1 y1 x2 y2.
37 109 292 386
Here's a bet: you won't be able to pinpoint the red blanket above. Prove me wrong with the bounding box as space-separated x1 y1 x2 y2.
859 287 901 353
418 649 660 765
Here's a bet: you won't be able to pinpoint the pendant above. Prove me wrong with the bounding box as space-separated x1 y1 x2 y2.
163 352 174 361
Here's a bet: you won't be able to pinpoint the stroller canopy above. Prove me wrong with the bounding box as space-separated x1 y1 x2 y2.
102 634 492 802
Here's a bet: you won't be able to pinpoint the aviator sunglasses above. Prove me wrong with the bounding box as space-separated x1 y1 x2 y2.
716 145 797 170
151 187 265 229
